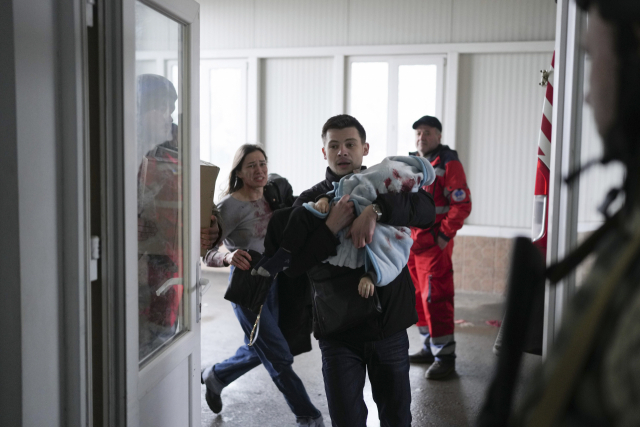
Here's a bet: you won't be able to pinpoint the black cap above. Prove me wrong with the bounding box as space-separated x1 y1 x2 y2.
412 115 442 132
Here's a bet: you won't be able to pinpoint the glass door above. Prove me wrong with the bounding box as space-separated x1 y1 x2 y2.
122 0 201 425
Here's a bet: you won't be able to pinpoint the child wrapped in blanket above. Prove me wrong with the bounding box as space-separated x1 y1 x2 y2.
252 155 435 298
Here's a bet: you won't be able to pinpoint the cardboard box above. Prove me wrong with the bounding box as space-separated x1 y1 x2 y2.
200 161 220 257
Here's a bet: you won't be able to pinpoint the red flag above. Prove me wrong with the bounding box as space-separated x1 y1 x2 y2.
532 52 554 254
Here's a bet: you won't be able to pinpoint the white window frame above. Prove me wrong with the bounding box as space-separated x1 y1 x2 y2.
199 59 248 163
346 55 445 158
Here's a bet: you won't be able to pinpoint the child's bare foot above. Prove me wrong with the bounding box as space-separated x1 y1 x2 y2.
358 276 375 298
316 198 330 214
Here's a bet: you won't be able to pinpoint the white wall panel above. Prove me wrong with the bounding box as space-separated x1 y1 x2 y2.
199 0 555 50
348 0 452 45
200 0 255 50
254 0 348 48
262 58 334 195
451 0 556 43
456 52 553 228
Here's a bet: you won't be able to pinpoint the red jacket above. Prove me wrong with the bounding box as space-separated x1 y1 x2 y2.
410 145 471 250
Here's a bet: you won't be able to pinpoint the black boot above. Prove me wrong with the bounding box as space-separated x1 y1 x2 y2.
409 349 435 364
425 359 455 380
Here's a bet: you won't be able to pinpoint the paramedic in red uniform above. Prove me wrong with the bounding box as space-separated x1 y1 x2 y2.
407 115 471 380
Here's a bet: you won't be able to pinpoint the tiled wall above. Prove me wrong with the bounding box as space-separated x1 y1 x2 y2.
451 236 512 294
449 232 600 294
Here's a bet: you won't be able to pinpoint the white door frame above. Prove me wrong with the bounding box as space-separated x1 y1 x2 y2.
544 0 588 358
56 0 93 424
2 0 92 424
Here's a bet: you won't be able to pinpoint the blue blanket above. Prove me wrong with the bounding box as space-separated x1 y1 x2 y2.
304 156 435 286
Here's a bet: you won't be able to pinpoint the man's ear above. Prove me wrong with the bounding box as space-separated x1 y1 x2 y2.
322 146 327 160
363 142 370 156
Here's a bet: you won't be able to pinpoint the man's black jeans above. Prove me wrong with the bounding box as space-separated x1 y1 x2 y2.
319 330 411 427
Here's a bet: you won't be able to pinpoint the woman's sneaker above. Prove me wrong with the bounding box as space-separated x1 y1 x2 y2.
200 368 223 413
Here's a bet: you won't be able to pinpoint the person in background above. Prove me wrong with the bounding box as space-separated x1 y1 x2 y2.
200 144 325 427
136 74 222 358
407 115 472 380
136 75 185 359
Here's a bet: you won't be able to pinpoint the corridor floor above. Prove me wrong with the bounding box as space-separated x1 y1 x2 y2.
200 268 540 427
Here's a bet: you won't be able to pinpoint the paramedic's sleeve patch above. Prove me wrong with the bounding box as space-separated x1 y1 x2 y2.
452 189 466 202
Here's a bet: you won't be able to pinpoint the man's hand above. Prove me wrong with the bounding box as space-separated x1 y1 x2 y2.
224 249 252 270
325 195 356 235
201 215 220 250
437 235 448 250
347 204 377 249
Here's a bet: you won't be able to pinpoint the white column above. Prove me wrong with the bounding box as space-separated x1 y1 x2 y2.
444 52 459 149
247 56 261 143
544 0 587 359
332 55 345 115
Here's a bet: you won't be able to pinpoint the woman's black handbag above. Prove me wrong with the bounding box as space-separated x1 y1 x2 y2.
223 249 272 314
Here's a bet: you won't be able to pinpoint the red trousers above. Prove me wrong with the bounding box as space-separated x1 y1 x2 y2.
408 241 455 339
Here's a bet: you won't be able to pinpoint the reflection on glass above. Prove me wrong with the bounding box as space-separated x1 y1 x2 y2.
135 1 185 363
209 67 246 194
397 65 437 155
350 62 389 166
170 63 180 124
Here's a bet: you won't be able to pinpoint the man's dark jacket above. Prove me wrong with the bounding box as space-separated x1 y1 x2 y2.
285 166 436 343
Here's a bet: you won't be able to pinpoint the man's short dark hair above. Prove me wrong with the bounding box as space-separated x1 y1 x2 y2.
321 114 366 144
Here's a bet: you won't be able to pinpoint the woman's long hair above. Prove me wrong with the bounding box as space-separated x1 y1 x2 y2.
221 144 268 197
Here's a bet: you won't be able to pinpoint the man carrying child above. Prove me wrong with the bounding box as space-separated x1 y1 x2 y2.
267 115 435 427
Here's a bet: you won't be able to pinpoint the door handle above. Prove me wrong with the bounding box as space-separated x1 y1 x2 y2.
155 277 182 296
199 277 210 296
196 260 209 323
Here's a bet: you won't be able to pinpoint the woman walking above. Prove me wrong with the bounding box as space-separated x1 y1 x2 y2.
201 144 324 427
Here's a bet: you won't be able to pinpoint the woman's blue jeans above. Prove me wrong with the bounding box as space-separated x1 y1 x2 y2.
205 271 321 420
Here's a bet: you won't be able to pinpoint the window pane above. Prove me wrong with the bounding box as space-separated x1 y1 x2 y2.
208 67 246 195
349 62 388 167
397 64 437 155
135 1 185 363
